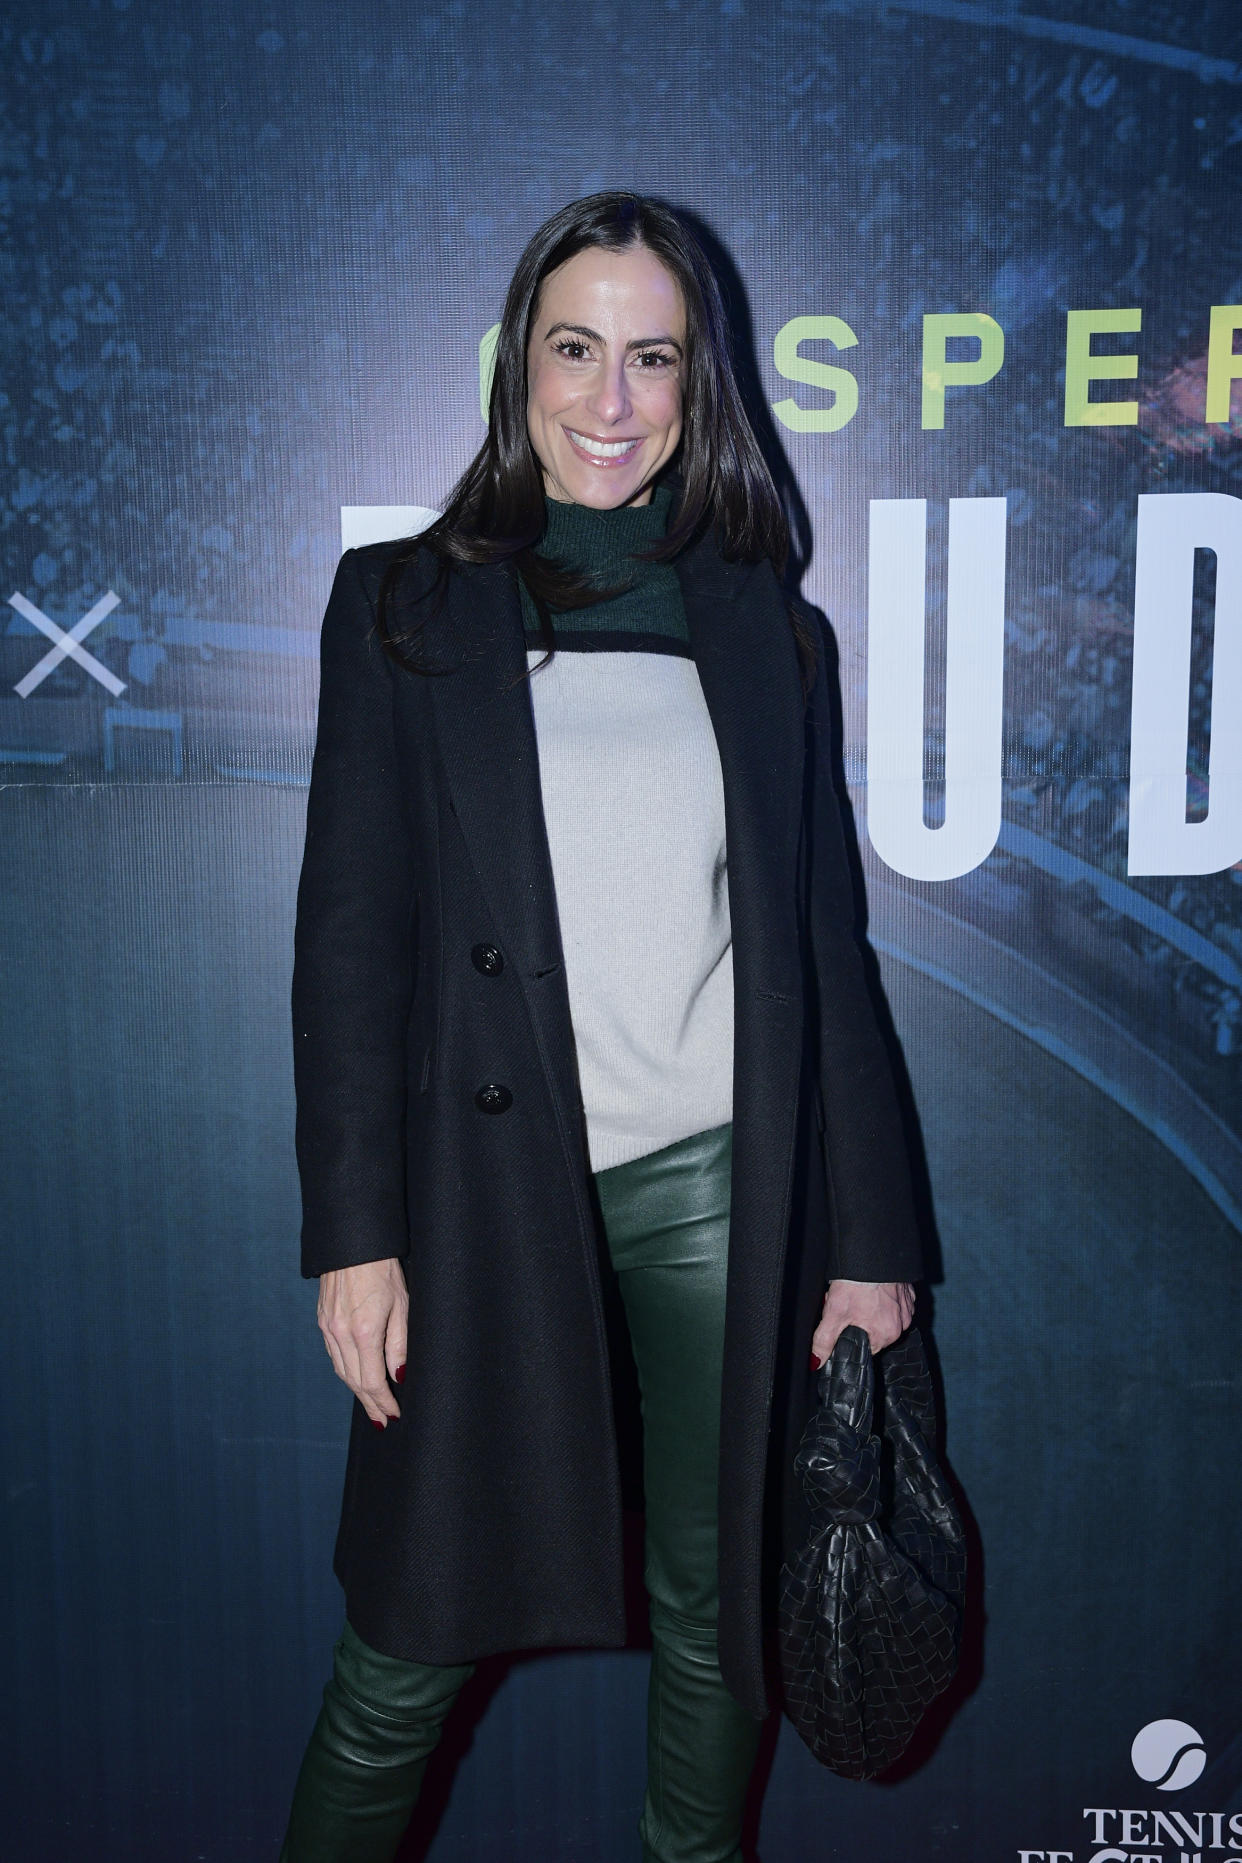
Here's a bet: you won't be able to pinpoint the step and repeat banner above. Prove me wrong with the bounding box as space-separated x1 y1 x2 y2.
3 1 1240 1858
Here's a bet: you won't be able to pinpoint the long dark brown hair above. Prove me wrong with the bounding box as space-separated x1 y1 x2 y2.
375 190 817 694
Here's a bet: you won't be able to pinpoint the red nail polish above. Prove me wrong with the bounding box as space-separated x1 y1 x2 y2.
371 1417 386 1431
395 1363 406 1385
810 1351 824 1370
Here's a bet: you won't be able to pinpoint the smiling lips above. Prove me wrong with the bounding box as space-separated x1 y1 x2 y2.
565 427 643 465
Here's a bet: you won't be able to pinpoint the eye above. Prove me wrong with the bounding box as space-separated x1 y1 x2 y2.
549 337 678 369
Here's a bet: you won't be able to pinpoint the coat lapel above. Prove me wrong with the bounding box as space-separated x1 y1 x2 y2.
676 527 807 1007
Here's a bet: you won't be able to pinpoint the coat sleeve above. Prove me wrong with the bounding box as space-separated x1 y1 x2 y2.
804 613 925 1285
291 548 416 1279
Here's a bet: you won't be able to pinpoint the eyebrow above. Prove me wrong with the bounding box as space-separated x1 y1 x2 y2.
542 321 684 354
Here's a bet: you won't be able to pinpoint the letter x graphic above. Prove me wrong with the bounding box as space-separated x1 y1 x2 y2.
8 590 127 698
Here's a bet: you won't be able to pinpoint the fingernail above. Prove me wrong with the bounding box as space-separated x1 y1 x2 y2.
810 1351 824 1371
371 1418 386 1432
395 1363 406 1385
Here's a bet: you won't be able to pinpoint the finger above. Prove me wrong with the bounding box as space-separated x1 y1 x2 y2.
320 1322 349 1388
385 1292 408 1387
883 1285 914 1344
810 1316 844 1369
353 1322 401 1423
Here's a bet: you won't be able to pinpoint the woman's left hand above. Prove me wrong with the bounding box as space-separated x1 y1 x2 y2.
810 1278 915 1368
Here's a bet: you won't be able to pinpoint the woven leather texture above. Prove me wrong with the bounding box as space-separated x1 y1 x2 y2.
776 1324 967 1779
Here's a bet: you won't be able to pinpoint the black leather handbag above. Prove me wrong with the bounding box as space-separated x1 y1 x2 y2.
776 1322 967 1780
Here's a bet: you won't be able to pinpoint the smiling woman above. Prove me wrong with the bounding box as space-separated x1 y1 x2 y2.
281 190 924 1863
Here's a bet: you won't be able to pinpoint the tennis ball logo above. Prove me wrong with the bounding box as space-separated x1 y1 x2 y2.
1131 1719 1207 1792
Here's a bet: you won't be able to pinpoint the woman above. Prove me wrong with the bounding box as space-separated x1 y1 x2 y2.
281 191 922 1863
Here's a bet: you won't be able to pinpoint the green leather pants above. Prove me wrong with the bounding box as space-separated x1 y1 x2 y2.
279 1120 765 1862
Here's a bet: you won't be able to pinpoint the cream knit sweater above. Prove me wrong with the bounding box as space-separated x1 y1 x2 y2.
518 483 733 1172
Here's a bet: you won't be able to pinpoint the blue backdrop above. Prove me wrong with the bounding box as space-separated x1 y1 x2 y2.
4 2 1241 1858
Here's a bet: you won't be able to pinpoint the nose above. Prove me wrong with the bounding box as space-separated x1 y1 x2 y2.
584 354 633 425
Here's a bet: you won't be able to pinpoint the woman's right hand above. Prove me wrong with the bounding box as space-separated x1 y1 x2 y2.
317 1258 409 1428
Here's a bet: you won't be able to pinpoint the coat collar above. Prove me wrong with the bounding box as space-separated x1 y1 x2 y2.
421 510 807 1004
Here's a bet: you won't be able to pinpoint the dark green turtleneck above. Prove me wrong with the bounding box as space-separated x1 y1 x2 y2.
518 478 690 653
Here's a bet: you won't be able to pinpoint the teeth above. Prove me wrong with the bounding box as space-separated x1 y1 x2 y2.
568 430 639 458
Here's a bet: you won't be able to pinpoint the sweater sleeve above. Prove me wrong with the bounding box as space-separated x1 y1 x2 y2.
804 614 925 1285
291 549 416 1278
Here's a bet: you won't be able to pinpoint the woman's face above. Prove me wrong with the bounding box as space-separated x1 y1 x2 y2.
525 242 686 508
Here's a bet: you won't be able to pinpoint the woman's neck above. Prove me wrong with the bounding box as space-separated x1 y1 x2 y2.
540 479 674 568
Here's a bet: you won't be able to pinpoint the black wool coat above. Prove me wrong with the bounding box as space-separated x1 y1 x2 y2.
290 514 924 1720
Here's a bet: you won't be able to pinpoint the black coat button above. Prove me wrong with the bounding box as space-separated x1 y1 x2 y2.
471 943 504 975
474 1082 512 1114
